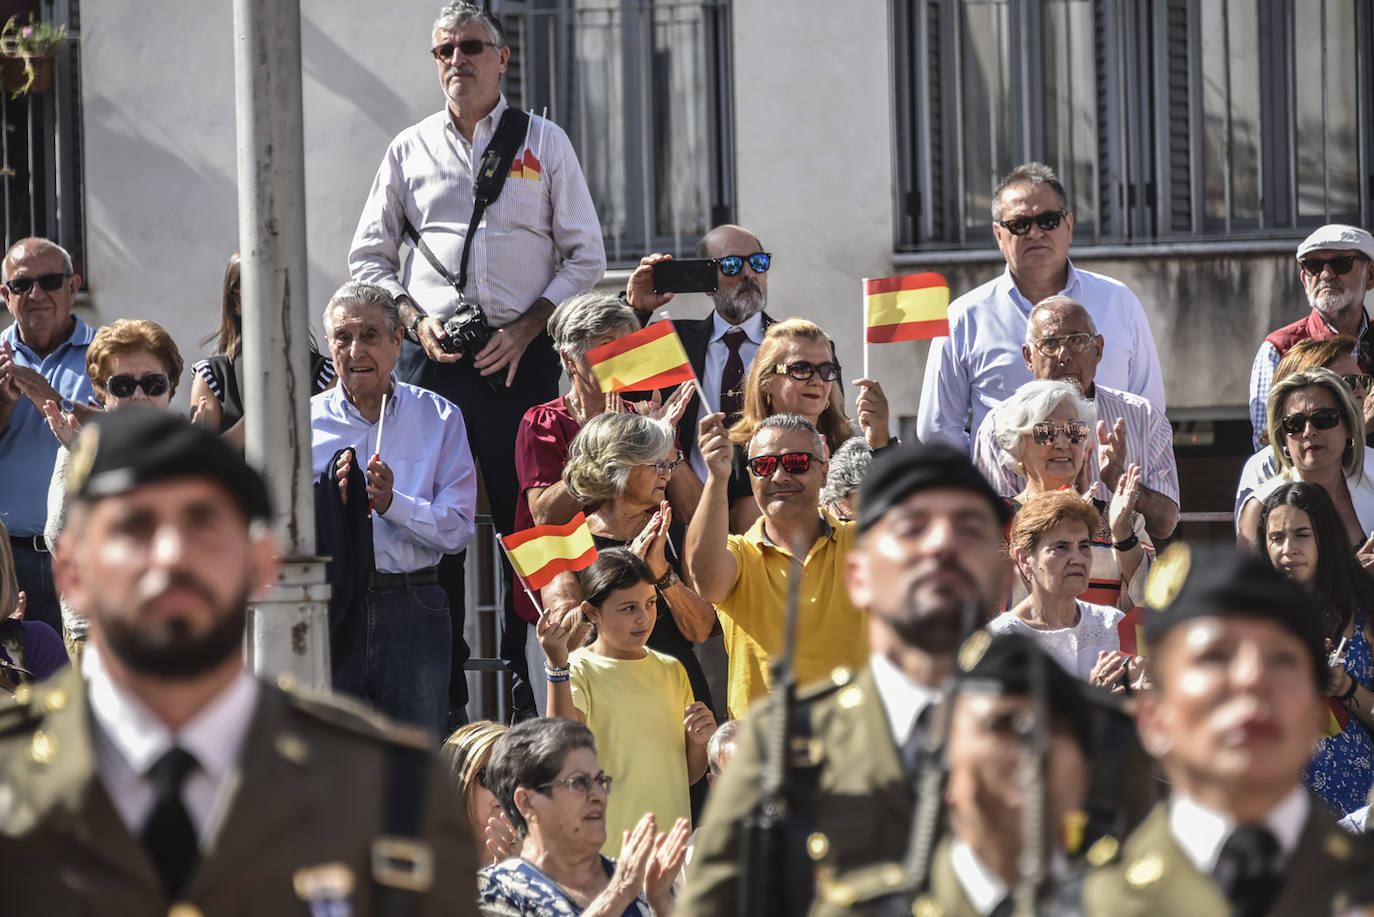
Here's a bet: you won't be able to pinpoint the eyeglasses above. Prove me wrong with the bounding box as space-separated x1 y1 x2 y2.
747 451 820 477
1279 407 1344 437
716 252 771 276
106 373 170 399
1342 373 1373 393
1030 420 1089 446
996 210 1067 236
4 272 70 295
773 360 841 382
431 39 498 61
1299 255 1368 277
1030 333 1095 356
535 773 613 797
649 450 683 475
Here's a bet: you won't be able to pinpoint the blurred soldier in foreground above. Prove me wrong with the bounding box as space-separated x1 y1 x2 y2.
680 442 1013 915
1084 545 1374 915
0 409 475 914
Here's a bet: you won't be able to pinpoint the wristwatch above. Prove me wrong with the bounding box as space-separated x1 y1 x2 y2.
655 569 680 590
408 312 427 339
59 397 74 415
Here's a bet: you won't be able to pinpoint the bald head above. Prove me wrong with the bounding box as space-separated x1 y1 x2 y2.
1021 295 1103 394
698 224 768 324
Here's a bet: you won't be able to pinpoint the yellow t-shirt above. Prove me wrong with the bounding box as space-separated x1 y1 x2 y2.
718 512 869 718
569 646 694 858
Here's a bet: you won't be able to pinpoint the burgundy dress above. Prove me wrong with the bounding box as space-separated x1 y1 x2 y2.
513 396 584 624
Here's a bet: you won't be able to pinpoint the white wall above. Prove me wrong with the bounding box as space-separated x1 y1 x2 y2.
78 1 442 405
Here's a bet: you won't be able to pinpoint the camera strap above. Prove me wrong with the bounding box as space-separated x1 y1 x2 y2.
402 107 532 308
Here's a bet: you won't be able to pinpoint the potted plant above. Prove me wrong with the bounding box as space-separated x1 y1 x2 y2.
1 14 67 97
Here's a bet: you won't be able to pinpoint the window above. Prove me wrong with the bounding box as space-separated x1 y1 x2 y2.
498 0 734 265
892 0 1374 248
1 0 85 272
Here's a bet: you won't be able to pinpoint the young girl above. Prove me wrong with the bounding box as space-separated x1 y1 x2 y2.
539 548 715 858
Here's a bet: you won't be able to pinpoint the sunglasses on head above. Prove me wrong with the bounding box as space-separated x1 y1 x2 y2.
746 451 820 477
1279 407 1344 437
4 272 70 295
1030 420 1089 446
1299 255 1367 277
773 360 840 382
716 252 771 276
997 210 1066 236
1343 373 1373 393
1031 333 1095 356
431 39 498 60
106 373 170 399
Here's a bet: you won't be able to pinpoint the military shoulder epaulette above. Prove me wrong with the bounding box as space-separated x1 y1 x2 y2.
796 666 855 704
0 689 42 737
274 675 432 752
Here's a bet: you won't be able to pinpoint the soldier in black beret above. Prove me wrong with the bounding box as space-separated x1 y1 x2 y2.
0 407 477 914
1084 543 1374 916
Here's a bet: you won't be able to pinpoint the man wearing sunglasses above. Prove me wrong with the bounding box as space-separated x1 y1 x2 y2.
625 223 777 479
1248 223 1374 450
917 162 1164 453
0 237 98 634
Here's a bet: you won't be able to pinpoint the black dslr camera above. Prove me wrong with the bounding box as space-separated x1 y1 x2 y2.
438 300 494 356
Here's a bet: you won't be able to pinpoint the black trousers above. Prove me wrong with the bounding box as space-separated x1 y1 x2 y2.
396 333 561 718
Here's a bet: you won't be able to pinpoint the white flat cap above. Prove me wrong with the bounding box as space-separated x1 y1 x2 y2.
1297 223 1374 260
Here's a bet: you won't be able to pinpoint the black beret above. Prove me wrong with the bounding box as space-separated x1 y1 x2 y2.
66 406 273 522
957 630 1105 754
856 441 1011 533
1142 542 1326 687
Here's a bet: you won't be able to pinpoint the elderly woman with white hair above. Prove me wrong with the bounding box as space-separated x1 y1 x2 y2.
990 378 1149 611
562 412 717 715
818 436 873 522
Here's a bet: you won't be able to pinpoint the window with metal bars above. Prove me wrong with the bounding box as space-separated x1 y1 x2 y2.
892 0 1374 249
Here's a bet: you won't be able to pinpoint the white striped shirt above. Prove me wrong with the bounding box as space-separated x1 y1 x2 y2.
349 95 606 328
972 383 1180 505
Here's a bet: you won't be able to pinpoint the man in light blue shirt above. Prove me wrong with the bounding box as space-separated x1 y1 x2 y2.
312 280 477 736
0 237 97 633
916 162 1165 452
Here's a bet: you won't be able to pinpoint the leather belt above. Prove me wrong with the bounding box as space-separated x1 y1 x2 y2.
367 566 440 592
9 534 47 554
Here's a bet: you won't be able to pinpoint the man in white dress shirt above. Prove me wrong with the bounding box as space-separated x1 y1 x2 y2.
917 161 1165 452
312 281 477 737
1084 545 1374 915
0 407 474 913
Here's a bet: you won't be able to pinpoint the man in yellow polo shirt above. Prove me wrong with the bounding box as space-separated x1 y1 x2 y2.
685 412 868 717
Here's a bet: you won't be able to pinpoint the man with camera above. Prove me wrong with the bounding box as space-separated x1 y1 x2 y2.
348 2 604 721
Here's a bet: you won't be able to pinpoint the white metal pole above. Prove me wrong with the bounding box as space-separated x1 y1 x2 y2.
232 0 331 689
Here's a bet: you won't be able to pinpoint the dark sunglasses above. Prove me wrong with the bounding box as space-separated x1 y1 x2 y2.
997 210 1066 236
747 451 820 477
106 373 170 399
4 272 70 295
1030 420 1089 446
1299 255 1367 277
1343 373 1373 393
716 252 771 276
773 360 840 382
1030 333 1095 356
1280 407 1344 437
431 39 498 61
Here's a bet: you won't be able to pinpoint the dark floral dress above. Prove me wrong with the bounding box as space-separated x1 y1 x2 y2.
1304 608 1374 817
477 856 650 917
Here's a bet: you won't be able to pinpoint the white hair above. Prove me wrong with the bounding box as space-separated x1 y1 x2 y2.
991 379 1096 475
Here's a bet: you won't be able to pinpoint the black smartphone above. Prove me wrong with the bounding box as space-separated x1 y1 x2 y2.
652 259 718 294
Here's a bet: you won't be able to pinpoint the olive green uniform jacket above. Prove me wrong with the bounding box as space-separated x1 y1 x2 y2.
1082 799 1374 916
0 666 477 916
679 665 914 916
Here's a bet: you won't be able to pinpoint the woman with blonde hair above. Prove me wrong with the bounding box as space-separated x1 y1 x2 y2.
442 720 520 866
719 318 891 531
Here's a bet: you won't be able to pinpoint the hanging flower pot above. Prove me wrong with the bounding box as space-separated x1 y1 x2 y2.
2 53 54 95
0 15 66 98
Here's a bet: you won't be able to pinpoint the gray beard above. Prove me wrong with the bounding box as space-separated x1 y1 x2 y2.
715 285 766 324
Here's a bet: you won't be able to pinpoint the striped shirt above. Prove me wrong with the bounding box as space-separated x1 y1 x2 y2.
349 95 606 328
972 384 1180 505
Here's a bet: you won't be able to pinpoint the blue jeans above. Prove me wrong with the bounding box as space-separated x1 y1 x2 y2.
331 583 452 739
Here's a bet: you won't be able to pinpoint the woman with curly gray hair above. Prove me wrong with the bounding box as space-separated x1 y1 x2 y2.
561 412 717 714
988 378 1149 611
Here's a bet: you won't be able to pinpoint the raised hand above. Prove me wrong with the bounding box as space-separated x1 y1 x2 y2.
484 811 521 865
697 413 733 480
1096 417 1128 491
536 603 577 668
626 252 676 314
852 377 891 448
41 398 81 448
683 701 716 746
645 816 691 907
630 502 672 579
1108 462 1142 543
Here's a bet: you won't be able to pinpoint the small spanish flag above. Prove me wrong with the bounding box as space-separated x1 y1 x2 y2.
1116 605 1148 657
510 149 541 180
586 319 695 393
863 272 951 342
501 513 598 590
1323 697 1351 738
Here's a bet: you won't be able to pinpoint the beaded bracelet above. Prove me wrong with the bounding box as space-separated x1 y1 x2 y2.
544 662 571 678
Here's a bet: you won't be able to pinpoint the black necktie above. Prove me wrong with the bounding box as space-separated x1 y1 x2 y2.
988 895 1015 917
1212 826 1281 917
719 328 749 426
141 746 200 898
900 700 940 779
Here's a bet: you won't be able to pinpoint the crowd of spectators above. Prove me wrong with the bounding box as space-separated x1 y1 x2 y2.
9 1 1374 913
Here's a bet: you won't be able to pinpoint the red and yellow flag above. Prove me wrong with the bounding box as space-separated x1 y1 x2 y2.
501 513 598 590
586 319 695 393
863 272 951 342
1323 698 1351 738
1116 605 1148 657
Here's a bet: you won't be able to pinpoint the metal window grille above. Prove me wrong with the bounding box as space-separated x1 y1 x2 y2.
497 0 734 265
